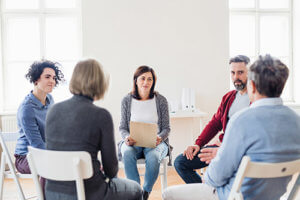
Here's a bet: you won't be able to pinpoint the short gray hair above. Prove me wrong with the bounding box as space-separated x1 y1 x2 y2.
249 55 289 97
229 55 250 65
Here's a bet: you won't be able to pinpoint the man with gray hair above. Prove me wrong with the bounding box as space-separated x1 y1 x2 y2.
163 55 300 200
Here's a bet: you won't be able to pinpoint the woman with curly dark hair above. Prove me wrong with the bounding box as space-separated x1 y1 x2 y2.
14 60 64 174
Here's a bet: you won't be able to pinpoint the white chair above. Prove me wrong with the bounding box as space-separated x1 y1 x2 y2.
27 146 93 200
0 131 33 200
119 157 168 191
139 157 168 190
287 175 300 200
228 156 300 200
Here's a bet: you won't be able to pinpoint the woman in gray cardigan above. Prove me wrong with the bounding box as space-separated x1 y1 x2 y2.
45 59 142 200
119 66 170 200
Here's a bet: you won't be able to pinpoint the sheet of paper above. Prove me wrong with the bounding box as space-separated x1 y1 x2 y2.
129 121 157 148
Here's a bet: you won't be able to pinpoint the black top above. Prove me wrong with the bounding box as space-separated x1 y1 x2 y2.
45 95 118 199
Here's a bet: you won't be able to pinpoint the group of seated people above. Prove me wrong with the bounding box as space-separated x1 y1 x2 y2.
13 54 300 200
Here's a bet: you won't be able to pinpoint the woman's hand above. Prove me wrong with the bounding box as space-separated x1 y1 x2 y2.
156 136 162 146
125 136 136 146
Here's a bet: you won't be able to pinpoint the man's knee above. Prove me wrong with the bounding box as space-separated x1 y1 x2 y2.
174 154 187 170
162 187 174 200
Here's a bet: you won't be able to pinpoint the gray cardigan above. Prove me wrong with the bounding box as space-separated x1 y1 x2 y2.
118 93 172 164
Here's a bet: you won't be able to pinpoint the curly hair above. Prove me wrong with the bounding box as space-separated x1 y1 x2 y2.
25 60 64 86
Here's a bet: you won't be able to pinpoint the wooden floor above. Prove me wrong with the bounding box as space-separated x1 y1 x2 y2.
3 168 299 200
3 167 185 200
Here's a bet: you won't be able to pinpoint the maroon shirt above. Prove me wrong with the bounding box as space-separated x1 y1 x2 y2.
195 90 237 147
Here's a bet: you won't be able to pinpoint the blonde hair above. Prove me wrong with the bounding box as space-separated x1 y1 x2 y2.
69 59 109 100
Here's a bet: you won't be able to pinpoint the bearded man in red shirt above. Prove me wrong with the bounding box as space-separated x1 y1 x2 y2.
174 55 250 183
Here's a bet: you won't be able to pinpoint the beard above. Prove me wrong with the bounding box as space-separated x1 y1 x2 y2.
234 79 247 91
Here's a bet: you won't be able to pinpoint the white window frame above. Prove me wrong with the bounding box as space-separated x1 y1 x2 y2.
229 0 294 102
0 0 82 112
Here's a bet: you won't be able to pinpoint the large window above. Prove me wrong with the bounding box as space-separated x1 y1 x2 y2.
0 0 82 112
229 0 293 101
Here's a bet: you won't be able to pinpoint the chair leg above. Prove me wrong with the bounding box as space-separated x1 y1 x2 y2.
5 155 26 200
0 154 6 200
161 159 167 191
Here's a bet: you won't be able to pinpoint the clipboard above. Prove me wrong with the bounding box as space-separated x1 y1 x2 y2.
129 121 157 148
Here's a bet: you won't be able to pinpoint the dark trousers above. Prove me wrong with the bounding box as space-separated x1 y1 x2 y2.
174 152 208 183
174 145 219 184
14 154 31 174
15 154 46 196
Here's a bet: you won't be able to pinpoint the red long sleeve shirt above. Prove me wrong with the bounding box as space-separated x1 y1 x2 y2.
195 90 237 147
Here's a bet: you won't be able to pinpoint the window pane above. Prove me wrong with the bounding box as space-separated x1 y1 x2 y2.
260 15 289 57
4 0 38 9
278 58 291 101
45 0 77 9
4 63 33 110
51 61 76 103
45 17 80 60
229 0 255 9
51 84 72 103
6 18 40 61
230 15 255 57
294 0 300 103
3 0 39 9
259 0 289 9
55 61 76 84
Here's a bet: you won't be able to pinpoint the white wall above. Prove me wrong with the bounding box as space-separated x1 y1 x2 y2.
82 0 229 156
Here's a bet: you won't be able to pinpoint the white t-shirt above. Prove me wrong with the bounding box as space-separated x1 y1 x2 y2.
130 97 158 124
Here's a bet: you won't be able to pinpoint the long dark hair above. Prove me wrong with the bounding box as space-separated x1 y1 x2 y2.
131 66 157 99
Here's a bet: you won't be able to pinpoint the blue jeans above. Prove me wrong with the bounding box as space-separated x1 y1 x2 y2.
121 142 168 192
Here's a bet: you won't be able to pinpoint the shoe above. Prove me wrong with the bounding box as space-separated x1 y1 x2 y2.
143 191 150 200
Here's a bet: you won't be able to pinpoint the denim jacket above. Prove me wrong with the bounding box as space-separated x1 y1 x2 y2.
15 92 53 155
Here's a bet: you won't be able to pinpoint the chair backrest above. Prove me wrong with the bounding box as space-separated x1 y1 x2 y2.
27 146 93 200
228 156 300 200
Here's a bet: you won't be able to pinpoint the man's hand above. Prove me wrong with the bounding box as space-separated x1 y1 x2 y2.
156 136 162 146
125 136 136 146
198 147 219 164
183 145 200 160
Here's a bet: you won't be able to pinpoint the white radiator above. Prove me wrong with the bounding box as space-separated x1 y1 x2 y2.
1 115 18 132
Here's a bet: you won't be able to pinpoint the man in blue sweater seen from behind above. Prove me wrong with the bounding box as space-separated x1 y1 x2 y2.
163 54 300 200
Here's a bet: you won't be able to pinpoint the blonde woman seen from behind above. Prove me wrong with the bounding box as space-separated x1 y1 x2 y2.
45 59 142 200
